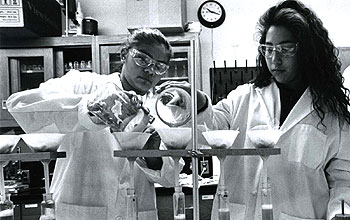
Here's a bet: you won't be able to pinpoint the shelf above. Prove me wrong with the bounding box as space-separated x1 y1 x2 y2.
65 68 92 72
114 148 281 158
20 70 44 74
0 152 66 162
161 76 188 81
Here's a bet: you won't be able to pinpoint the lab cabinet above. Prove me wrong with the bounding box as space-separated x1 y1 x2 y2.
0 32 201 128
0 48 54 128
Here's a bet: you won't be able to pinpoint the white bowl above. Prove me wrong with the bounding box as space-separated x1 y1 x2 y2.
112 132 151 150
0 135 21 154
247 126 282 148
202 130 239 149
156 127 192 149
20 133 66 152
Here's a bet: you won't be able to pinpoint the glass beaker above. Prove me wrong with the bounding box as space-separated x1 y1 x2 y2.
155 87 191 127
173 186 185 220
0 192 14 220
40 193 55 220
126 188 138 220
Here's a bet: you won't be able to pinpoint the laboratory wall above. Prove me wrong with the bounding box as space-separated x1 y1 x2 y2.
78 0 350 94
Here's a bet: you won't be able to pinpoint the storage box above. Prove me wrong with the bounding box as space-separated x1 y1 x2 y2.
0 0 62 39
126 0 187 33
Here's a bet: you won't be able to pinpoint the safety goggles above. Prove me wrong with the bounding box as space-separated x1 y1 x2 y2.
259 43 298 59
129 48 169 75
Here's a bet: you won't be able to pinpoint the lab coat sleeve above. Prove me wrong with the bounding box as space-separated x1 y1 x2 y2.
326 123 350 219
6 70 105 133
136 143 184 187
197 84 251 130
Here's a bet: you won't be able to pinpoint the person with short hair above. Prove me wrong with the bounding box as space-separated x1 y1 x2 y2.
7 28 176 220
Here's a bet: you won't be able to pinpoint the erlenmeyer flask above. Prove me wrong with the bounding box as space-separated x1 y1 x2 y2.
155 87 191 127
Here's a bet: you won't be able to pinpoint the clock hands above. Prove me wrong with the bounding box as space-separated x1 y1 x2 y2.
206 8 220 15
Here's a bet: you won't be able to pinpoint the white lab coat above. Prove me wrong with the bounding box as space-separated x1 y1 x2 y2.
198 81 350 220
6 70 176 220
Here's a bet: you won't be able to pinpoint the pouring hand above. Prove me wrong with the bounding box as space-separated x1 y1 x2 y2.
155 81 208 112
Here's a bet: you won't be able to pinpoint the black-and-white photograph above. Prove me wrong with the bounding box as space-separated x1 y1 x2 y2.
0 0 349 219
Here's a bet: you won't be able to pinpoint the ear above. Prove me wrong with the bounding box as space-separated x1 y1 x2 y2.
121 47 128 62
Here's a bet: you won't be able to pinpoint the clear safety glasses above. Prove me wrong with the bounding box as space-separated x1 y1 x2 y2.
259 43 298 59
129 48 169 75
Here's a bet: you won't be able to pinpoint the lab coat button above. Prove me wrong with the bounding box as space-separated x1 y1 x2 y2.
115 216 123 220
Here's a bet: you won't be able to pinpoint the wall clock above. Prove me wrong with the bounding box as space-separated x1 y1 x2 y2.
197 0 226 28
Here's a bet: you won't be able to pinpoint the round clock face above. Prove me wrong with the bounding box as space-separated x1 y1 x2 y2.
198 0 226 28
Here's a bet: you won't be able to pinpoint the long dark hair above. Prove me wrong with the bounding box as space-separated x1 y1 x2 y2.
254 0 350 124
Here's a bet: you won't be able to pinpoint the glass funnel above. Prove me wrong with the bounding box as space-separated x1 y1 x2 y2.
247 125 282 220
112 132 151 220
201 129 239 220
155 87 191 127
157 127 192 220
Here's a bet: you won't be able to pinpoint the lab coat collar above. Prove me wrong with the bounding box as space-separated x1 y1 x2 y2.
279 87 314 132
255 82 314 133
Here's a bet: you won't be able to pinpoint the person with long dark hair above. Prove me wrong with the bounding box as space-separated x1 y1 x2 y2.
157 0 350 219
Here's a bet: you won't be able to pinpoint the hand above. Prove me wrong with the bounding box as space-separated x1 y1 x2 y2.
87 83 142 130
142 126 161 150
155 81 207 112
142 126 163 170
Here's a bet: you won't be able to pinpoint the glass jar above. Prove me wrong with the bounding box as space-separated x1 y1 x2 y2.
40 193 55 220
155 87 191 127
0 193 14 220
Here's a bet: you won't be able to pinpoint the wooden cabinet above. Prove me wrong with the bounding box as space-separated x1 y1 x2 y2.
0 32 201 128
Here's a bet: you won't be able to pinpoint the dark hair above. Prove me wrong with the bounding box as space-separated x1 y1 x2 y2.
254 0 350 124
126 28 173 61
113 28 173 72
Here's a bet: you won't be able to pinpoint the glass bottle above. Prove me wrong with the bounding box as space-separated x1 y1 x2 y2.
173 186 185 220
40 193 55 220
217 185 230 220
126 189 138 220
261 181 273 220
0 193 14 220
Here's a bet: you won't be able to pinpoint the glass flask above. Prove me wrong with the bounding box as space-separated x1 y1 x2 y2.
40 193 55 220
217 185 230 220
155 87 191 127
173 186 186 220
126 189 138 220
0 193 14 220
